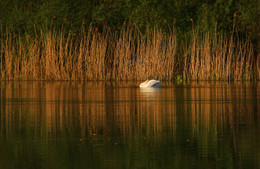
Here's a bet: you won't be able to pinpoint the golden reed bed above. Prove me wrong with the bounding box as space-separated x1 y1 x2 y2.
0 26 259 80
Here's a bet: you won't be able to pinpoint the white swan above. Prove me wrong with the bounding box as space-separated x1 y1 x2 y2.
139 79 162 88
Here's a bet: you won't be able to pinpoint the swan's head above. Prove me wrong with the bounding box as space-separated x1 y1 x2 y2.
139 79 149 87
144 79 149 84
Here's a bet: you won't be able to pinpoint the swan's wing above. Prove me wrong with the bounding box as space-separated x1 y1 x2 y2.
149 80 162 87
151 81 162 87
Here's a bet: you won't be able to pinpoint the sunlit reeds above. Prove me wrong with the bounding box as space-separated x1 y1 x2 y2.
0 25 257 80
183 33 255 80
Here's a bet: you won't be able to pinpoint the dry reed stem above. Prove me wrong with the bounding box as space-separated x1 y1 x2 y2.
257 53 260 79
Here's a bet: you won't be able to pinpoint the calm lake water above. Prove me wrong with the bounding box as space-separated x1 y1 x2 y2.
0 81 259 169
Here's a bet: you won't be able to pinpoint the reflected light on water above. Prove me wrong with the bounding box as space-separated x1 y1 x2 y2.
0 81 259 169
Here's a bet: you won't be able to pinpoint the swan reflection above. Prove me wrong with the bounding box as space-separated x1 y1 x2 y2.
140 87 161 99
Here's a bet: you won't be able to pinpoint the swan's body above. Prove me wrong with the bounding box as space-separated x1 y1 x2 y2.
139 79 162 88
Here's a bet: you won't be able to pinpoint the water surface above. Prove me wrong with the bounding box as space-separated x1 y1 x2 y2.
0 81 259 169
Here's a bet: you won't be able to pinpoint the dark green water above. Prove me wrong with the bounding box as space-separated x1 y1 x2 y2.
0 81 259 169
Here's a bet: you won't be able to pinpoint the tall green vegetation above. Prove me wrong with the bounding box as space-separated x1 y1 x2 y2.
1 0 258 39
0 0 259 80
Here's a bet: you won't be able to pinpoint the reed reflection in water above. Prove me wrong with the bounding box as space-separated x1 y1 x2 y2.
0 81 259 169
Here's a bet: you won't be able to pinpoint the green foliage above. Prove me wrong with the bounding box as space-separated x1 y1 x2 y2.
0 0 258 46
